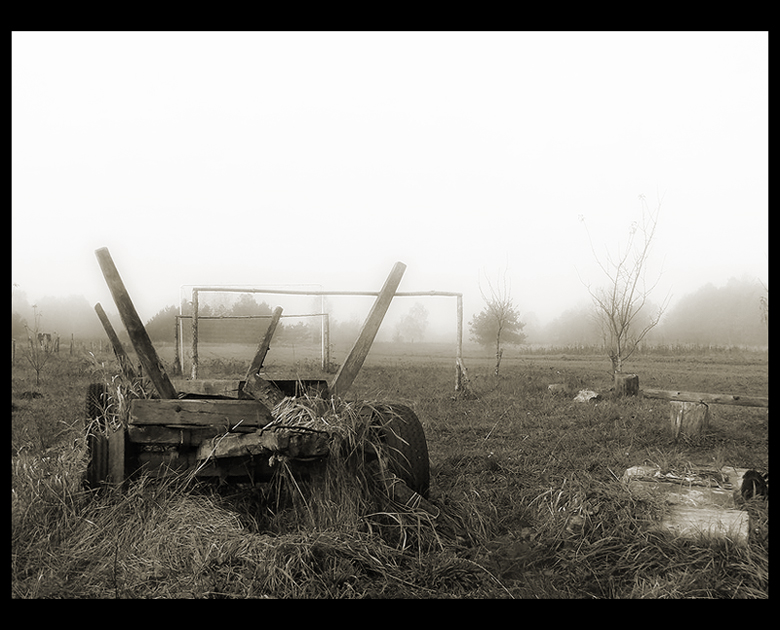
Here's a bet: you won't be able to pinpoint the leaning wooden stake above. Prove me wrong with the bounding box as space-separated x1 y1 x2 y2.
242 305 288 411
245 306 283 380
330 262 406 398
94 302 137 380
95 247 178 399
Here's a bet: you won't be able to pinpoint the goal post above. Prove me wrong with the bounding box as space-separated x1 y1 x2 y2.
179 285 465 390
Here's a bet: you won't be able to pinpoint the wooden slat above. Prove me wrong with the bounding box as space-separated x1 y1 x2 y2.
129 399 273 427
641 388 768 408
127 423 257 446
172 379 244 397
108 424 127 486
94 302 137 380
245 305 283 379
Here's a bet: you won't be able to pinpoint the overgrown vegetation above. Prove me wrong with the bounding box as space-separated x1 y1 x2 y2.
12 346 768 598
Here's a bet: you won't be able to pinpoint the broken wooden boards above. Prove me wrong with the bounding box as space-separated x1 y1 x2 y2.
622 465 751 543
196 426 329 462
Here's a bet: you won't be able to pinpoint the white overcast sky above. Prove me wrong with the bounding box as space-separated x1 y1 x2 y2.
12 31 768 328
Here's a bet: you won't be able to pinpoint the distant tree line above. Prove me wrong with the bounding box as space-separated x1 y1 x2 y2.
11 276 768 350
535 276 767 348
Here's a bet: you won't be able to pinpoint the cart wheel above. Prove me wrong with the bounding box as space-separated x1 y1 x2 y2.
374 404 430 499
85 383 110 489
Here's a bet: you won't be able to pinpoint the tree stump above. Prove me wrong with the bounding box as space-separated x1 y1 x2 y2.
614 373 639 397
670 401 710 440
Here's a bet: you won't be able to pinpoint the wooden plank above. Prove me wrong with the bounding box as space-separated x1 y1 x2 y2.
95 247 178 399
107 425 127 486
330 261 406 397
94 302 137 380
642 388 768 408
127 423 257 446
129 399 273 427
172 379 244 397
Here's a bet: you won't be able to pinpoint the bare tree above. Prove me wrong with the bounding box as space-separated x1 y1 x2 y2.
470 267 526 376
394 302 429 343
580 195 670 379
23 305 55 386
758 280 768 327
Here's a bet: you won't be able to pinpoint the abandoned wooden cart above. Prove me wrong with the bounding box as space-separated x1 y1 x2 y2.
85 248 431 508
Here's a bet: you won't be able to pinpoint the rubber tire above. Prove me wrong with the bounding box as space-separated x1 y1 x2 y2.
374 404 430 499
85 383 110 489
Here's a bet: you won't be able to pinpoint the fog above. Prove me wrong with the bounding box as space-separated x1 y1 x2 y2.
12 32 767 344
11 274 768 349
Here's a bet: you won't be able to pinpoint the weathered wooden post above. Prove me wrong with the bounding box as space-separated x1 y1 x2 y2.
172 315 182 376
670 401 710 440
322 312 331 373
615 373 639 397
191 289 199 380
95 247 178 399
456 293 464 392
245 307 283 379
330 262 406 398
94 302 137 380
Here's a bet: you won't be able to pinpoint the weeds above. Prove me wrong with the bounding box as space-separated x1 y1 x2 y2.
11 349 768 598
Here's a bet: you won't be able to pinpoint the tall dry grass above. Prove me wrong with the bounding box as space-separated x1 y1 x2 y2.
12 349 768 598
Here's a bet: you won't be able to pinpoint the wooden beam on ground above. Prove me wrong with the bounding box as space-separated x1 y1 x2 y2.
94 302 137 380
330 261 406 398
641 388 768 408
95 247 178 399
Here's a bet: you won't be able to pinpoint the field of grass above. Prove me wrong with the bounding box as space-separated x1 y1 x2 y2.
12 343 768 598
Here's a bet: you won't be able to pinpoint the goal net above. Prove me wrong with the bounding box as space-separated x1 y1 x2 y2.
177 285 329 379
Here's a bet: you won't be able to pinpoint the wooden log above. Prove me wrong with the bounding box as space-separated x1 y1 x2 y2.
615 373 639 397
94 302 137 380
642 388 768 408
670 401 710 440
245 306 283 379
330 261 406 398
95 247 178 399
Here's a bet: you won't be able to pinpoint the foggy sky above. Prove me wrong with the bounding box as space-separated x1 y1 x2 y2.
12 32 768 331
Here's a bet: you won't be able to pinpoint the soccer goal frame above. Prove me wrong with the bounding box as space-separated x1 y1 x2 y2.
180 286 467 391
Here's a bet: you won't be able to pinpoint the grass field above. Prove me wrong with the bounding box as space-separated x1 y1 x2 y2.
12 343 768 598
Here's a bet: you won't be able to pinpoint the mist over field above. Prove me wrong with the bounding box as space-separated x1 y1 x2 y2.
11 274 768 350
